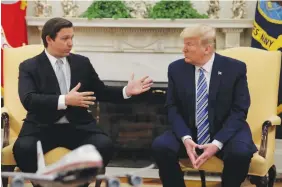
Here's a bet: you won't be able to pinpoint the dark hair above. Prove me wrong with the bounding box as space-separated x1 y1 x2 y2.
41 17 73 48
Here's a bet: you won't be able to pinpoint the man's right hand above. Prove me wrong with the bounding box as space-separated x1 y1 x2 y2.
65 83 96 108
183 138 198 168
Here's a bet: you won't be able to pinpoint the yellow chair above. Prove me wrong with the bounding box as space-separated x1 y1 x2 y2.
1 45 104 187
179 47 281 187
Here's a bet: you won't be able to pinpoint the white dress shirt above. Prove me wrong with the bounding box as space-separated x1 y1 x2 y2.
181 53 223 150
44 50 130 124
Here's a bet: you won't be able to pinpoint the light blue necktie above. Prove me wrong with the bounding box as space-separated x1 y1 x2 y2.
55 59 69 124
196 68 210 145
55 59 68 94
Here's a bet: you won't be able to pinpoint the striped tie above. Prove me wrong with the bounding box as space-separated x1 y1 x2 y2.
196 68 210 145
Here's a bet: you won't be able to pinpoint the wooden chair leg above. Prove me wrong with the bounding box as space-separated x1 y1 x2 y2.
95 167 106 187
1 165 16 187
199 170 206 187
268 165 276 187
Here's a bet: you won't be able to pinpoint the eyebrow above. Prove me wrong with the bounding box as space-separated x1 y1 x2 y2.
60 35 74 38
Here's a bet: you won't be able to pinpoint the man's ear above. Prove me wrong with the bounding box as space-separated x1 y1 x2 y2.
205 45 213 54
204 45 209 55
46 35 52 45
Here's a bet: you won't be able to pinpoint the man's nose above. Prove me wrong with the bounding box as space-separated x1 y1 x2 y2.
68 39 73 46
183 47 188 53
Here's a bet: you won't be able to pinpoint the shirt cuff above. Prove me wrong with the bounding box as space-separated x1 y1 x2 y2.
181 135 192 143
212 139 223 150
123 86 131 99
58 95 67 110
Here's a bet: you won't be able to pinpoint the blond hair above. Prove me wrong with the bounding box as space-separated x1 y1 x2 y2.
180 24 216 47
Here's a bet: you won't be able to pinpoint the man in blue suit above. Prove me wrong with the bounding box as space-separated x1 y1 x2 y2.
152 24 257 187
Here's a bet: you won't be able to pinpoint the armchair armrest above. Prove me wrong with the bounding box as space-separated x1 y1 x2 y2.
258 115 281 158
267 115 281 126
1 107 10 148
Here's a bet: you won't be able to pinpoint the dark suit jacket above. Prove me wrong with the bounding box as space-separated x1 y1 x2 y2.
18 51 124 136
166 53 252 145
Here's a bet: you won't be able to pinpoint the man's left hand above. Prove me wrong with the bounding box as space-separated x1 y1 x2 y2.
194 144 219 169
125 73 153 96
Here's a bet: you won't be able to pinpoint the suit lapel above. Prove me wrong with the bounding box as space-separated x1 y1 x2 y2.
67 54 77 90
38 51 61 94
208 53 223 126
184 63 196 126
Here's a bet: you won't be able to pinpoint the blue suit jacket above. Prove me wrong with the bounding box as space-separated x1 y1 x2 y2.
166 53 251 145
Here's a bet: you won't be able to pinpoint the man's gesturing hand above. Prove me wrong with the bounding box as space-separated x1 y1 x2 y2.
194 144 219 169
65 83 96 108
183 139 199 168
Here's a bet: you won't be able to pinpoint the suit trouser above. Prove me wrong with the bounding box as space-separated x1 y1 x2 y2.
13 124 114 186
152 129 257 187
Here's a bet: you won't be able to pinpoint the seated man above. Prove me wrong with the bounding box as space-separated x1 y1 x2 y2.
13 17 153 186
152 24 257 187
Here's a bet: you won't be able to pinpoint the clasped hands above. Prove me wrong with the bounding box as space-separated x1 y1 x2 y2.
184 139 219 169
65 73 153 108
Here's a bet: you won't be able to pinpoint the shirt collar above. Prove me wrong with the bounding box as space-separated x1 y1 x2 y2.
195 53 215 73
44 49 67 67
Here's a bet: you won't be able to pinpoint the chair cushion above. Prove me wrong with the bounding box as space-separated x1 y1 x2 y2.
2 141 71 166
179 145 274 177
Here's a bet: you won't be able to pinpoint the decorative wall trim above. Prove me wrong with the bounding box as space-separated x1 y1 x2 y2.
26 17 254 28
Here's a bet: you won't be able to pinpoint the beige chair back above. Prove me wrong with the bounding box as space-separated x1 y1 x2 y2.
217 47 281 146
3 45 44 140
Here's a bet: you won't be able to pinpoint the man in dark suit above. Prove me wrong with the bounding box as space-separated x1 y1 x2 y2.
152 24 257 187
13 17 153 182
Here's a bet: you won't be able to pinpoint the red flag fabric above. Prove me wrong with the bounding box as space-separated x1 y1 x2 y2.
1 0 28 47
1 0 28 92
